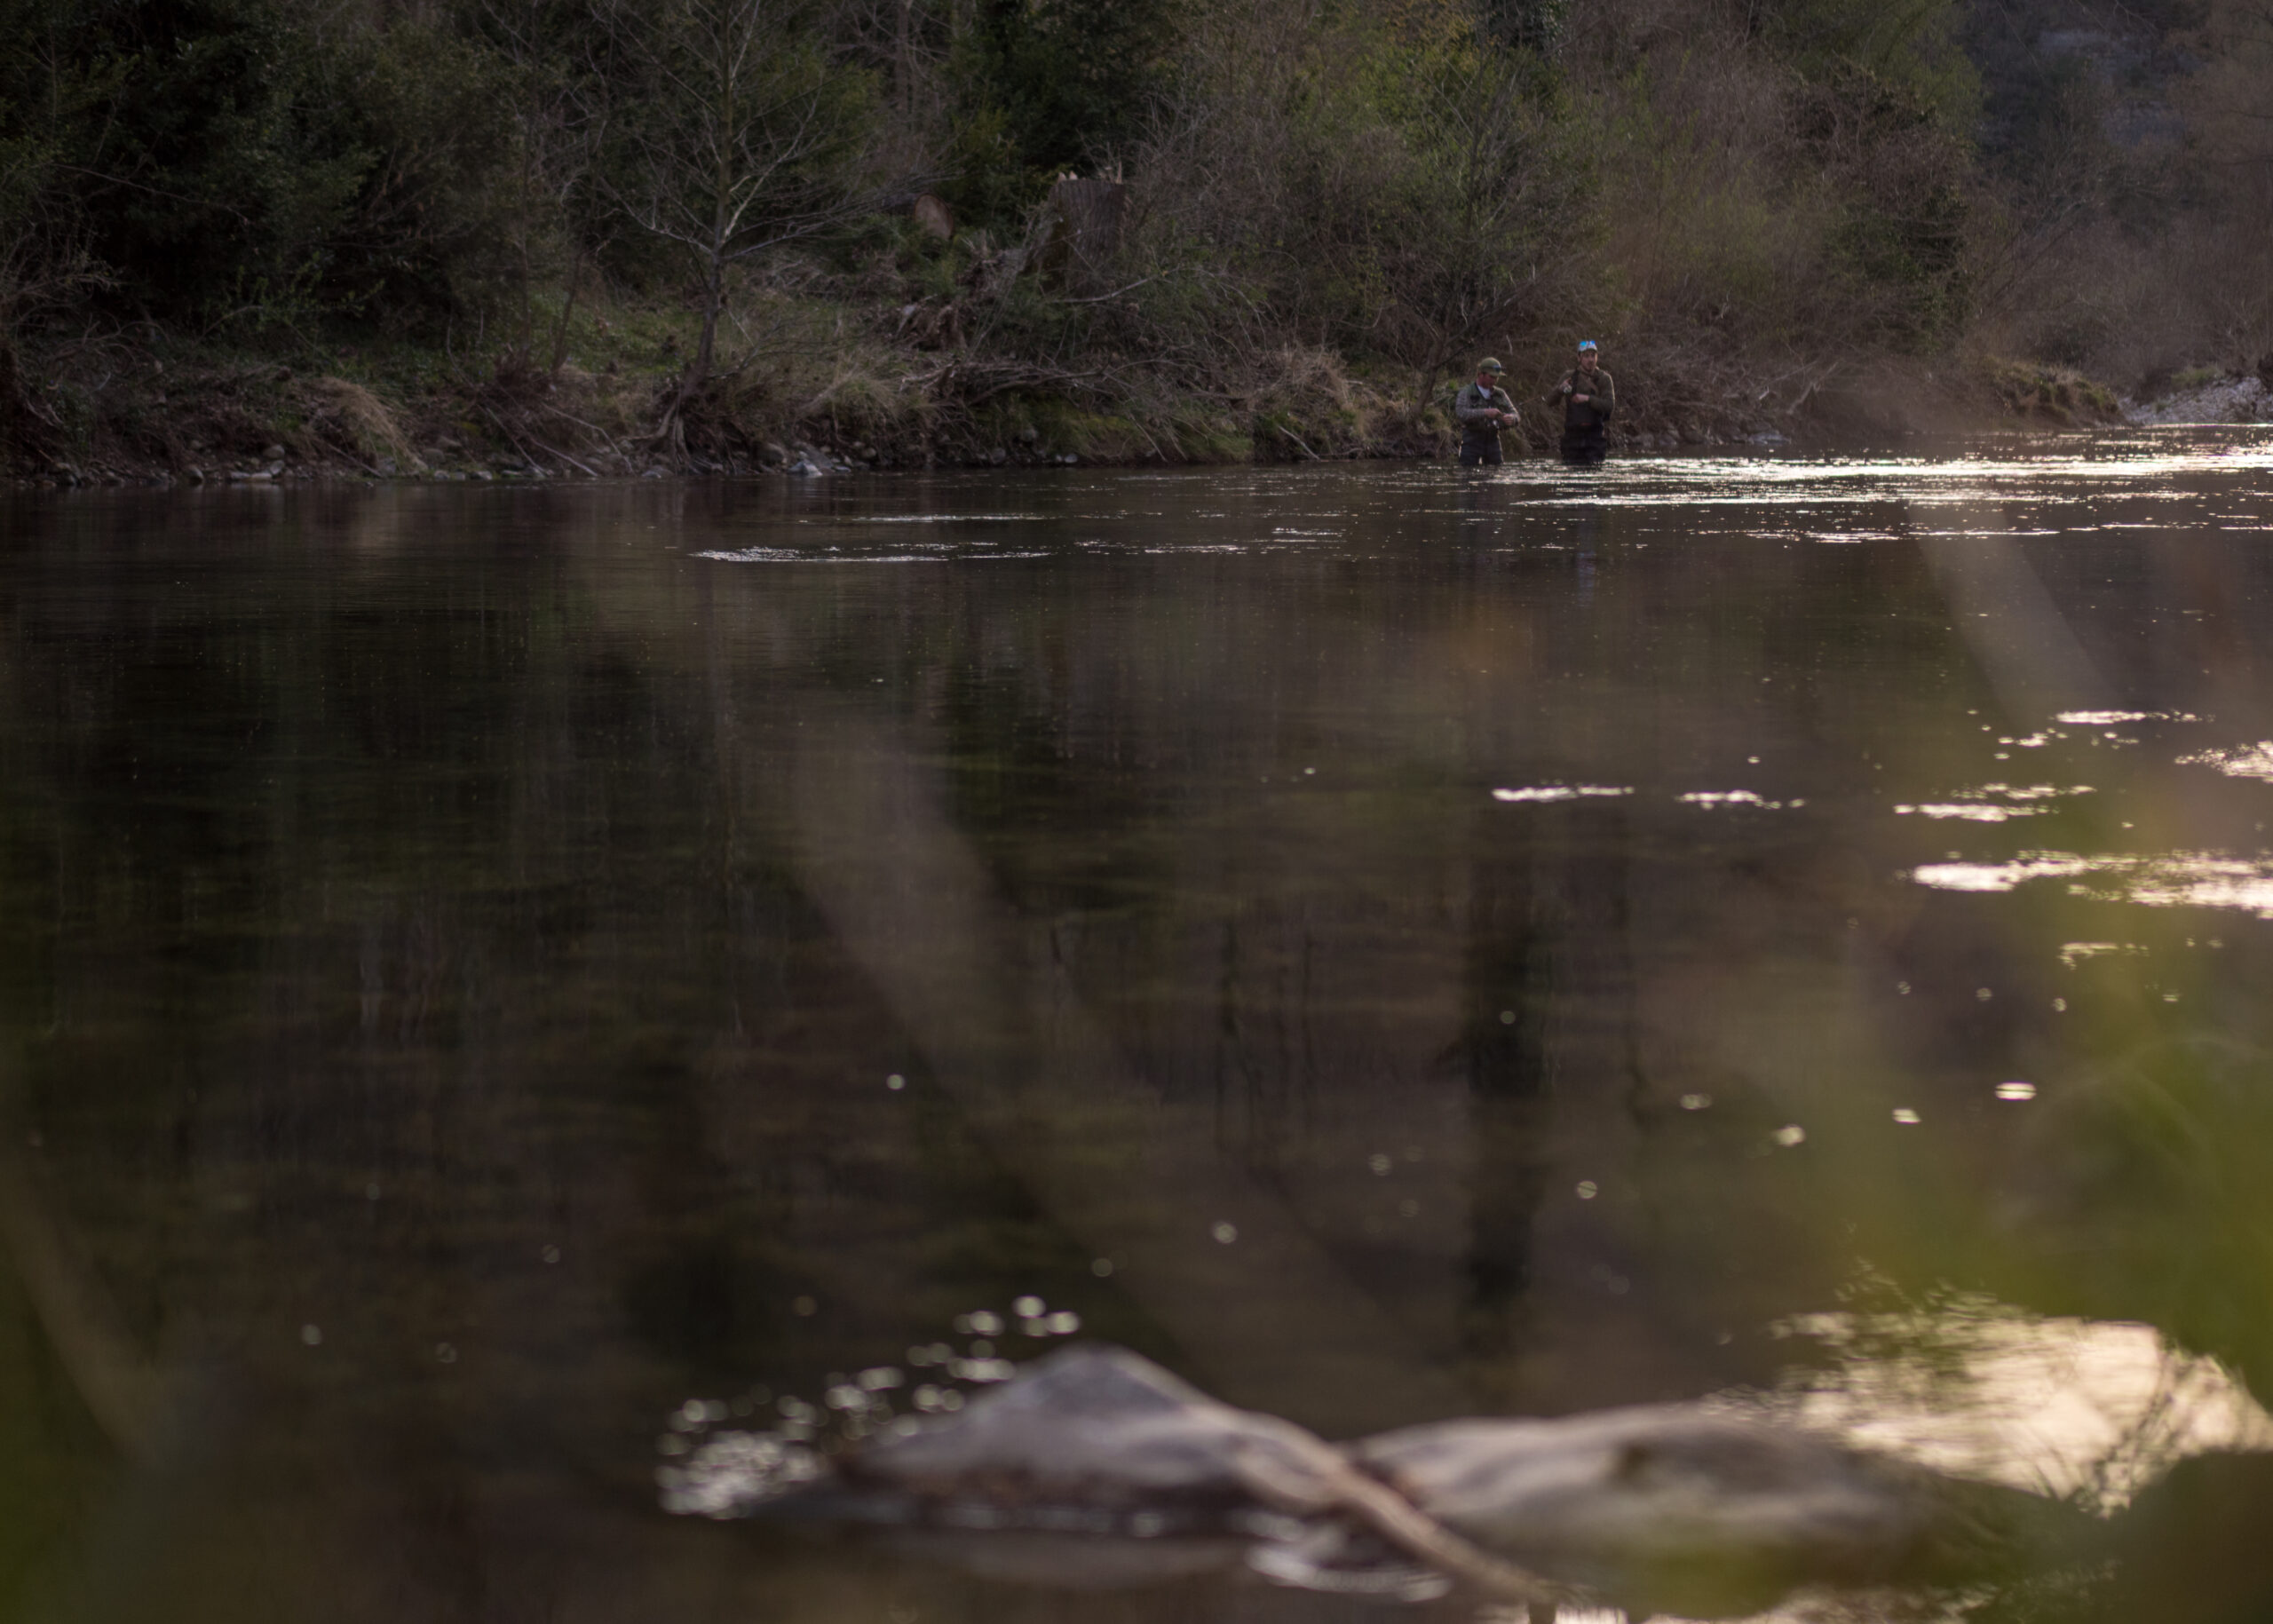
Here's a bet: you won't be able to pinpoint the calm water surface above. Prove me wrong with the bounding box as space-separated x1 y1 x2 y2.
5 430 2273 1620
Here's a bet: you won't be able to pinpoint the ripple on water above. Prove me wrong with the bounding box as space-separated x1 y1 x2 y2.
697 547 1050 564
698 549 949 563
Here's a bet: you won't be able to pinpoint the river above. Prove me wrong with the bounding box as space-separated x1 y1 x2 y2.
4 429 2273 1621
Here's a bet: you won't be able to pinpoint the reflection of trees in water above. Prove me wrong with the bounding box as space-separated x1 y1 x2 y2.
1456 851 1553 1364
4 480 2273 1617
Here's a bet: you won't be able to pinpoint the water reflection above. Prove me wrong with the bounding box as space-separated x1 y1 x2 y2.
0 430 2271 1620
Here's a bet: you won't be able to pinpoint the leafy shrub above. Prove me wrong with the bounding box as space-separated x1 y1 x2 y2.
0 0 530 337
953 0 1185 205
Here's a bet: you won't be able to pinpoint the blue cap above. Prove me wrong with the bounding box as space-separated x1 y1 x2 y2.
1577 339 1598 352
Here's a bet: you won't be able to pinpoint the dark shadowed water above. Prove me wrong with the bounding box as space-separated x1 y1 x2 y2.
5 430 2273 1622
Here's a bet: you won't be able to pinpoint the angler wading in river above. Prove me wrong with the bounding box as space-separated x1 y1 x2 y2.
1548 340 1615 464
1454 359 1521 466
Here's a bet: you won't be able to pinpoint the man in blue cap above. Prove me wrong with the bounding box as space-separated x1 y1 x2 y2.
1453 358 1520 467
1548 340 1615 464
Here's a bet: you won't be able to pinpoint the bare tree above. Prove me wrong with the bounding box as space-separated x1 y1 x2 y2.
595 0 880 441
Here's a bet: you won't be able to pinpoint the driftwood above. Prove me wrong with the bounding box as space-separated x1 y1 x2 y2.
836 1344 1342 1521
677 1346 2093 1617
832 1347 1573 1607
1357 1411 2094 1620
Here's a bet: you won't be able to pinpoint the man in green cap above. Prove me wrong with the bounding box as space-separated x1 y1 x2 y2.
1454 358 1520 467
1548 339 1615 464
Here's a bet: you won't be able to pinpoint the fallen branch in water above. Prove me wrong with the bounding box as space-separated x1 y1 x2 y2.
1228 1430 1578 1609
1276 423 1320 460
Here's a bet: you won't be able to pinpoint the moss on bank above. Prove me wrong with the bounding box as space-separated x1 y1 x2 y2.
1982 360 2122 426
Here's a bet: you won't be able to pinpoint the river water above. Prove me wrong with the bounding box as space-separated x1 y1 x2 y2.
4 429 2273 1621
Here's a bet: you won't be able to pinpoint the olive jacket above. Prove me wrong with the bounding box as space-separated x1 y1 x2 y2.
1548 366 1616 430
1454 381 1519 439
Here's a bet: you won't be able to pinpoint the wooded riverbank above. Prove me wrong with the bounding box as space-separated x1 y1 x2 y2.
2 0 2263 486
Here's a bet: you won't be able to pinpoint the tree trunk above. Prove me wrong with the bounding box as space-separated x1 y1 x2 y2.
695 263 723 384
1413 363 1442 429
1044 177 1128 296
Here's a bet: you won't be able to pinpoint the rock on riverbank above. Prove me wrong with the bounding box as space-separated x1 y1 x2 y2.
2126 372 2273 425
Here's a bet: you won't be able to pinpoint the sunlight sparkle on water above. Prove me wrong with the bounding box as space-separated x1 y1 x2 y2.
1911 852 2273 916
660 1300 1096 1518
1896 784 2092 820
1522 440 2273 507
2178 741 2273 780
1895 804 2043 821
2056 710 2204 726
1492 785 1633 803
1681 789 1802 809
2059 942 2140 966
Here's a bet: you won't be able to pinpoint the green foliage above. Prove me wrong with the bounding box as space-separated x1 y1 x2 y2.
0 0 2249 435
1482 0 1569 54
935 88 1031 226
1753 0 1980 128
1375 40 1591 365
57 0 368 319
950 0 1186 216
0 0 531 337
306 20 534 324
1135 10 1590 392
1798 66 1977 346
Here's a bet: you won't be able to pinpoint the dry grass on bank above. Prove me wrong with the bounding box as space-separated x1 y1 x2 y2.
1 271 2137 487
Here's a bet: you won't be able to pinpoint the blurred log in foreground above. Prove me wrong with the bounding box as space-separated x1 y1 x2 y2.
673 1343 2098 1620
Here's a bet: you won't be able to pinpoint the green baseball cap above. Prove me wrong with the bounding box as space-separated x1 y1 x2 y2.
1478 358 1506 373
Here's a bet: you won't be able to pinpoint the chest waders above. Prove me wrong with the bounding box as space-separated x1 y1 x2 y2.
1459 385 1513 466
1558 368 1611 465
1559 423 1606 465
